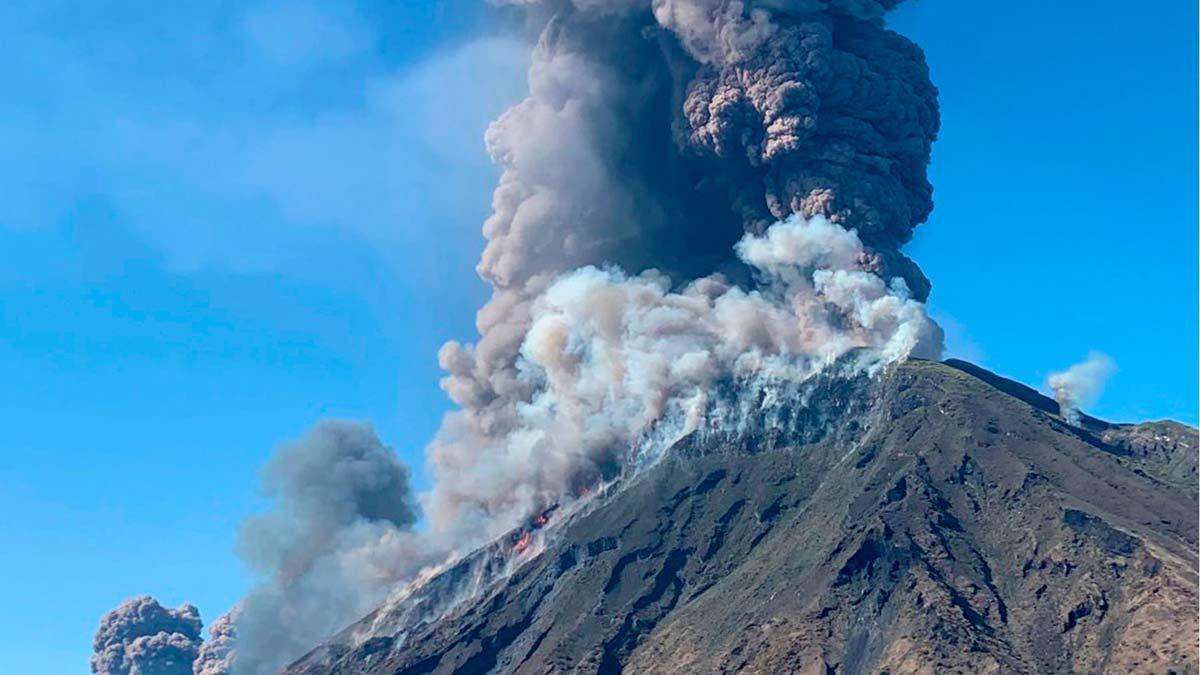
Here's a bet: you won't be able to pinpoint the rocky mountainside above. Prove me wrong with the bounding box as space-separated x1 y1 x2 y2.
286 360 1198 675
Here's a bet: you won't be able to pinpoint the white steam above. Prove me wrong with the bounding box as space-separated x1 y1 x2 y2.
425 214 941 537
1047 352 1117 425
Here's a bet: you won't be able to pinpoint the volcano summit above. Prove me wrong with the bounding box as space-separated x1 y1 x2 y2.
90 2 1198 674
285 359 1198 674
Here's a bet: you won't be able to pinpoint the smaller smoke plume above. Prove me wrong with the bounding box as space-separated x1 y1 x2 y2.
191 608 238 675
1047 352 1116 425
230 420 429 675
92 596 203 675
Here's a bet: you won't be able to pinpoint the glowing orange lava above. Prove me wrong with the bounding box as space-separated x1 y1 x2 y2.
512 531 532 554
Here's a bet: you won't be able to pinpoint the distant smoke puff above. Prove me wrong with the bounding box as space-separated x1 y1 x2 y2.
1047 352 1117 425
92 596 203 675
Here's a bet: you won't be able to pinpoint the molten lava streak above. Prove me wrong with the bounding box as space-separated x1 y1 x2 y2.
512 531 533 554
511 504 561 553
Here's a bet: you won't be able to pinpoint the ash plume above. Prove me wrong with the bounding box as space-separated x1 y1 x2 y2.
191 608 237 675
1047 352 1117 425
102 0 946 669
91 596 203 675
432 0 940 533
229 420 429 675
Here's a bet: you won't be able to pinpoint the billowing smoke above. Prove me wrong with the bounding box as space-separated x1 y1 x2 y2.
99 0 944 670
432 0 939 533
1048 352 1117 425
94 422 433 675
429 214 939 531
226 420 429 674
92 596 203 675
192 608 237 675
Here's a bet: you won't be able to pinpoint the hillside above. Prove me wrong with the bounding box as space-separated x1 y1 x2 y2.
286 360 1199 675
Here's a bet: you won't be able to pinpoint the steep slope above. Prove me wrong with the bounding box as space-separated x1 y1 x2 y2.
287 360 1198 675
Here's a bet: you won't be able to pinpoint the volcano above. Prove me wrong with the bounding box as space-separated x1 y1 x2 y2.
283 359 1198 675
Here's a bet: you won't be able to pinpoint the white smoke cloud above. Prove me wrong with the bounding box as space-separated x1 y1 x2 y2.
1047 352 1117 425
425 214 941 535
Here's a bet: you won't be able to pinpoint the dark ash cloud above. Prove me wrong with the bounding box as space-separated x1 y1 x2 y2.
91 596 203 675
192 608 238 675
433 0 940 531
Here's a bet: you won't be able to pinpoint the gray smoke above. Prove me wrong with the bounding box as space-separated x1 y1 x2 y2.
227 420 427 675
432 0 940 533
102 0 945 668
1048 352 1117 425
191 608 237 675
92 596 203 675
93 422 428 675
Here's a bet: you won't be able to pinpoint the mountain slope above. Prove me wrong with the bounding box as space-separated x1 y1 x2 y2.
287 360 1198 675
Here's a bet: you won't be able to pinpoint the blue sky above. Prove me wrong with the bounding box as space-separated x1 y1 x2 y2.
0 1 1194 673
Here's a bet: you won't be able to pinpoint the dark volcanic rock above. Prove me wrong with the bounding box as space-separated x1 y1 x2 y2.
286 360 1199 675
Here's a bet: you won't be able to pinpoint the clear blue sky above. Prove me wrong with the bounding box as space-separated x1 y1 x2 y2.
0 2 1194 673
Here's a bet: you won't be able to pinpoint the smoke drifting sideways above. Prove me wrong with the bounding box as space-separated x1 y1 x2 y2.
92 596 203 675
96 1 945 672
1048 352 1117 425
